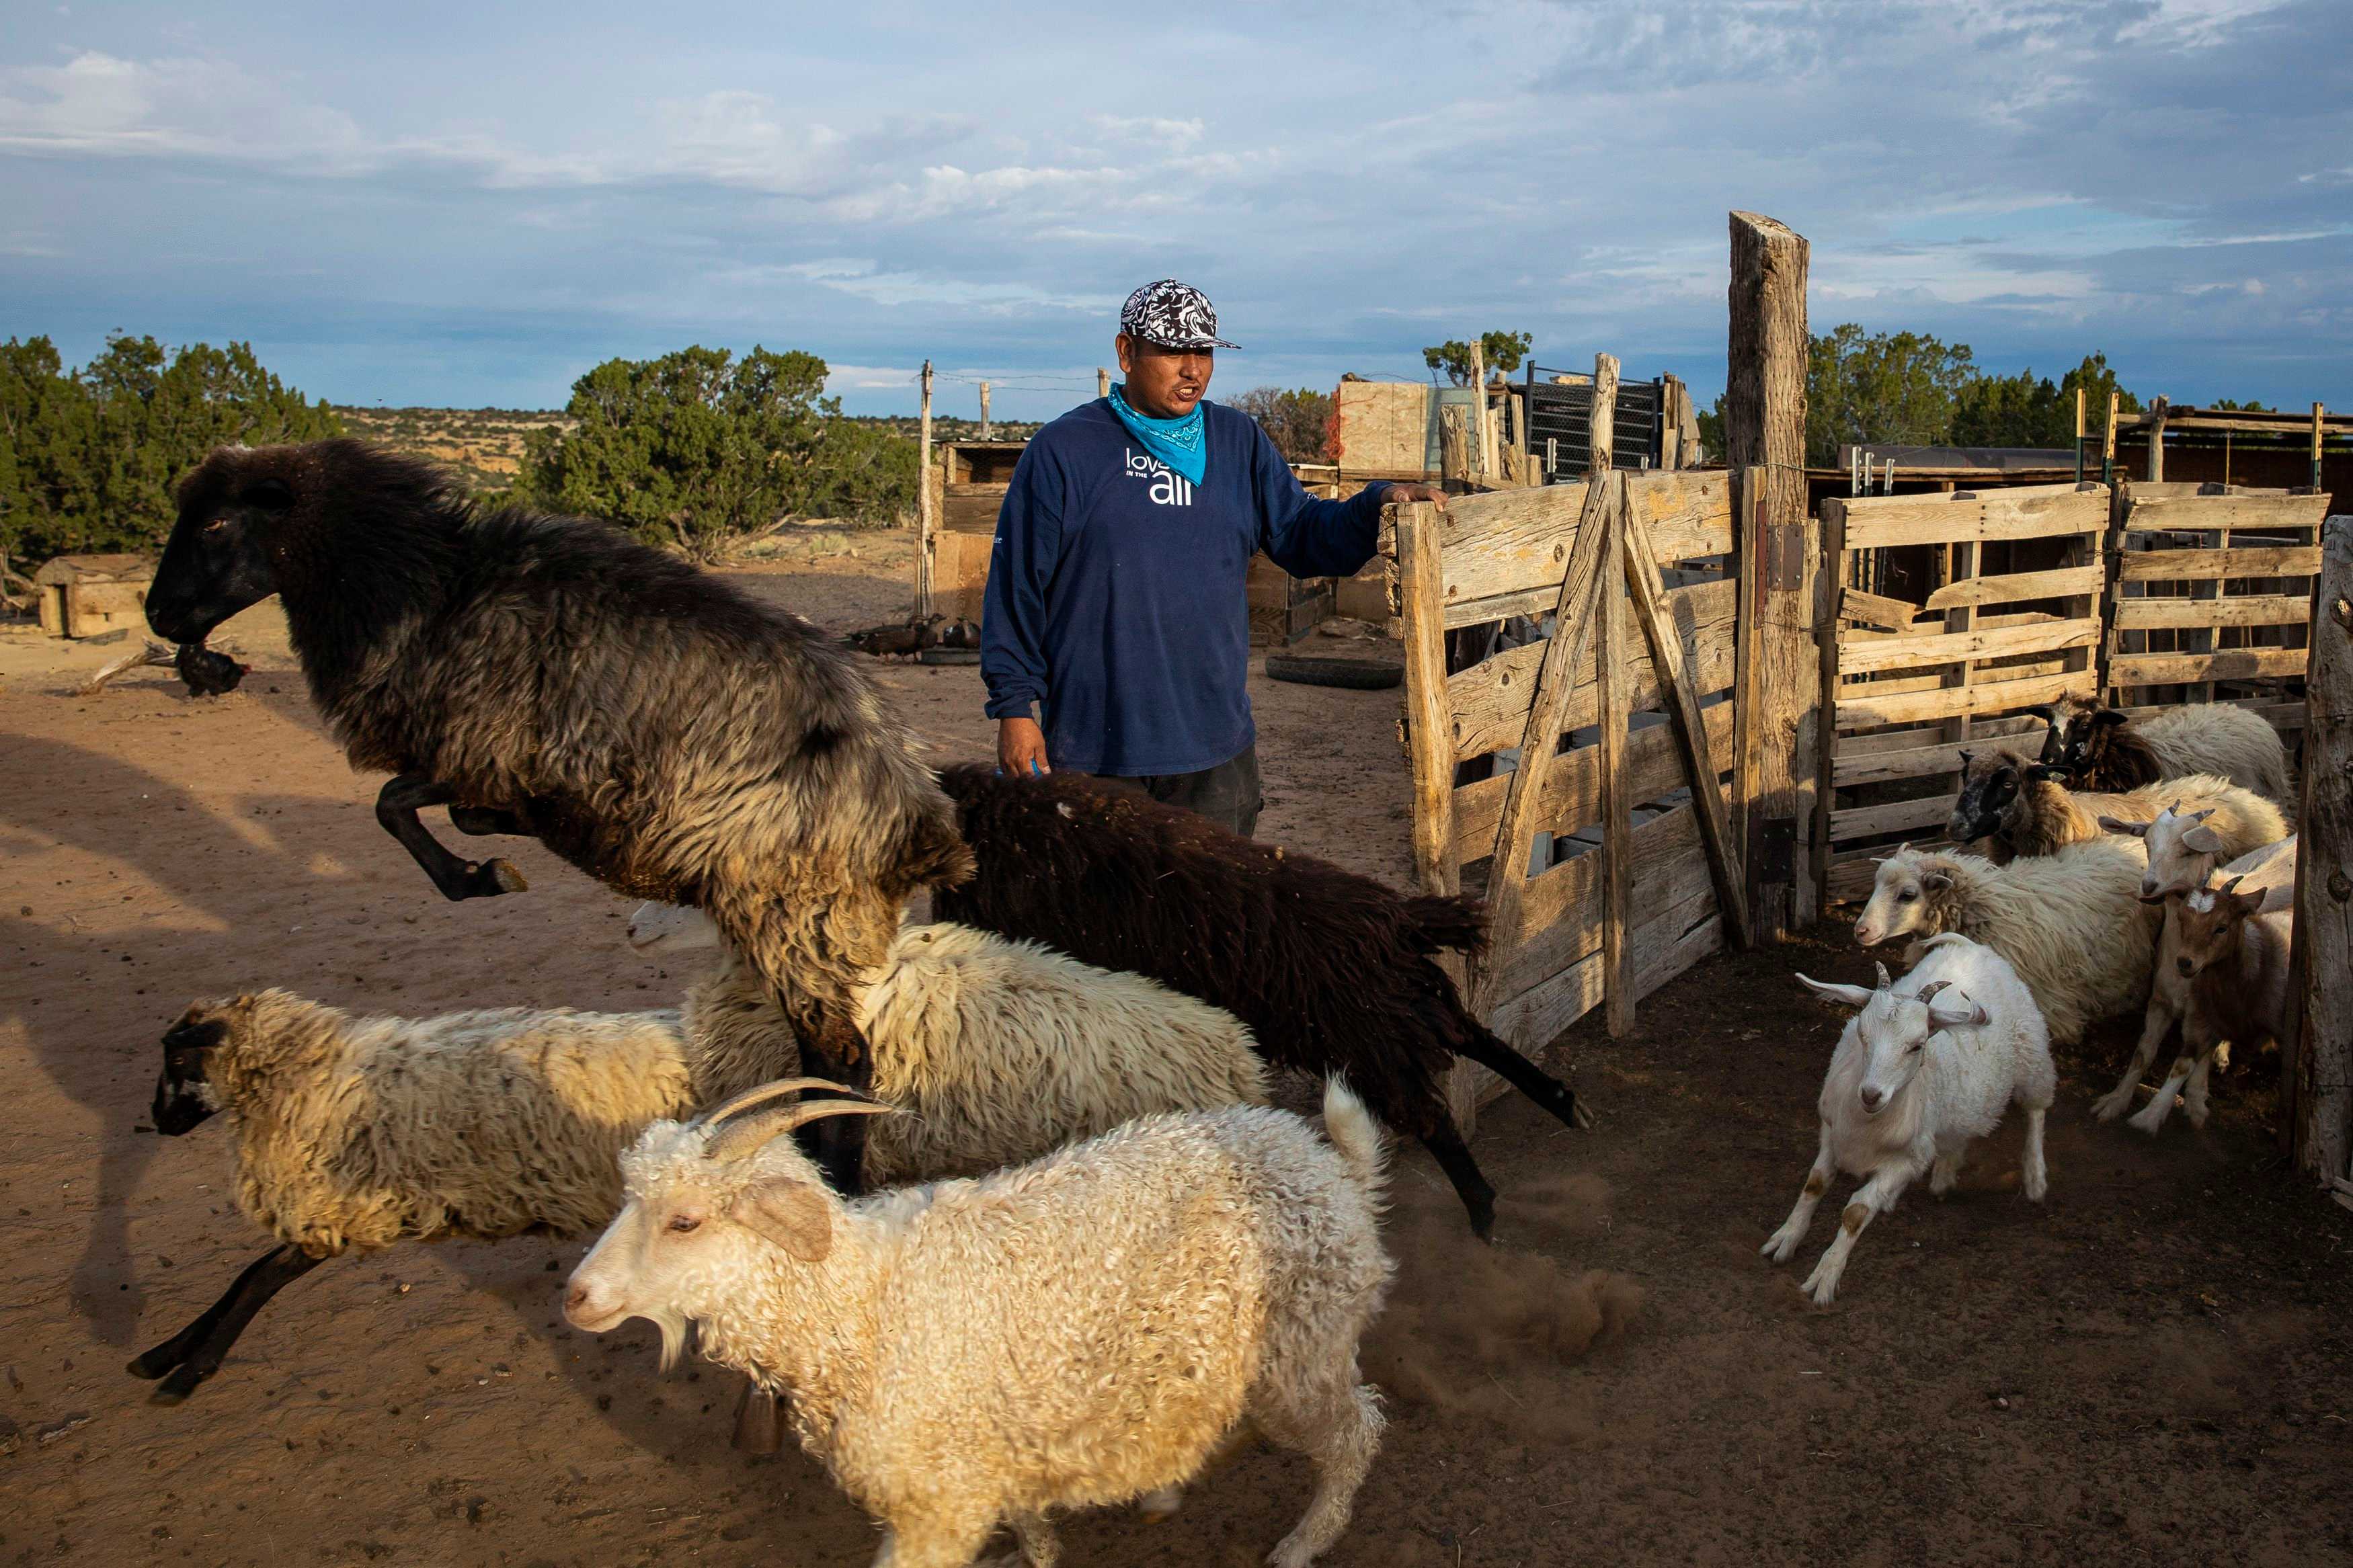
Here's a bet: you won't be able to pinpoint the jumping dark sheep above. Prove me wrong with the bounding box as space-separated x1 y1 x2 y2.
928 765 1593 1237
144 440 972 1191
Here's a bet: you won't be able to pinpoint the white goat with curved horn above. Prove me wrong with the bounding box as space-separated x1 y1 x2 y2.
1763 936 2055 1306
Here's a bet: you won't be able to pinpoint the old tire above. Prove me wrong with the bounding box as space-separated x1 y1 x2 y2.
1263 654 1402 690
918 647 982 666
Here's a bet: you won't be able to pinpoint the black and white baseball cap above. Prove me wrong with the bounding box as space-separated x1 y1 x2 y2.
1119 280 1240 351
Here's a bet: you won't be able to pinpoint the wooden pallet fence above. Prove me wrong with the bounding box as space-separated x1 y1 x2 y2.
2288 516 2352 1186
1814 483 2110 905
1389 465 1752 1081
2104 482 2329 725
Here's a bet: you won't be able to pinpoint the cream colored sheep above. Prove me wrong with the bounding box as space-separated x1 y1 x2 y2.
2052 698 2289 800
1852 839 2155 1046
1948 752 2284 865
566 1077 1394 1568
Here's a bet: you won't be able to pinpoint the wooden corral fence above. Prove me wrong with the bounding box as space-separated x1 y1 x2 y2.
2106 483 2329 732
2290 516 2352 1194
1812 479 2334 905
1387 462 1758 1077
1383 227 1821 1110
1813 483 2110 903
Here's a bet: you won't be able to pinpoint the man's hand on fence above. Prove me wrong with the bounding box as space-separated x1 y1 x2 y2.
997 716 1051 778
1383 481 1448 511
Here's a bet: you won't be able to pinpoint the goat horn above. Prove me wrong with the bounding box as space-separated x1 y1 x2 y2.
708 1098 897 1165
693 1077 860 1129
1915 980 1950 1003
1873 961 1892 991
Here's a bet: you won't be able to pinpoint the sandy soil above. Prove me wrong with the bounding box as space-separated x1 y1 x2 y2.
3 537 2349 1567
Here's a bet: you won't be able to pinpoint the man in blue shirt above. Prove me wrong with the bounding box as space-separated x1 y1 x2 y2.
981 280 1445 836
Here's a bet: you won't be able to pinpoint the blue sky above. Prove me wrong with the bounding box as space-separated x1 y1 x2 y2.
4 1 2348 419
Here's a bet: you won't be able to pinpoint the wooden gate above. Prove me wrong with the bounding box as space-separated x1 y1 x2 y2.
1812 483 2109 903
1388 465 1754 1067
2106 482 2329 733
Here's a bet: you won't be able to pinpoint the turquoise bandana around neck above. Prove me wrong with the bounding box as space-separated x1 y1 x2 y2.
1108 382 1207 485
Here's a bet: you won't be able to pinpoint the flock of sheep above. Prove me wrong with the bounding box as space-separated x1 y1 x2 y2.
1782 693 2300 1303
114 436 2306 1564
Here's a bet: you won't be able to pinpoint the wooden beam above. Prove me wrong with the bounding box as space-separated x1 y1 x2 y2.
1598 495 1634 1035
916 359 936 617
1923 563 2106 612
1394 504 1460 897
1469 339 1490 484
1836 616 2102 675
1810 493 1845 923
2146 395 2168 483
1425 471 1733 626
1478 472 1621 1002
2291 517 2352 1182
1839 585 1917 630
2112 593 2312 630
2122 494 2330 534
1837 486 2109 550
1626 487 1753 951
1836 668 2093 729
1726 212 1812 938
2110 647 2311 686
1590 353 1619 477
1439 403 1474 492
2117 545 2321 581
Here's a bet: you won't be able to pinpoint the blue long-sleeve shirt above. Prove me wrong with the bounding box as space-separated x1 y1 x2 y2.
981 398 1391 776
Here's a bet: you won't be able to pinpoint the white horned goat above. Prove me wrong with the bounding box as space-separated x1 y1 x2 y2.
565 1077 1395 1568
2116 878 2294 1136
1763 936 2053 1306
1853 839 2155 1046
133 921 1268 1407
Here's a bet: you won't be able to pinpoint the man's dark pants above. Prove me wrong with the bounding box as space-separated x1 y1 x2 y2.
1099 744 1263 839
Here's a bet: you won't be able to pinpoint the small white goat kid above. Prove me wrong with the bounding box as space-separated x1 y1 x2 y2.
567 1078 1393 1568
1762 936 2055 1306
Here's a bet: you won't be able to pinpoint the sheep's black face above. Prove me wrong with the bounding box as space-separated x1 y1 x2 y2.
147 461 294 644
151 1013 227 1137
1947 753 2020 842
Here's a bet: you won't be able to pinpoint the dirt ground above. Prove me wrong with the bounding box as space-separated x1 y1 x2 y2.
3 535 2349 1567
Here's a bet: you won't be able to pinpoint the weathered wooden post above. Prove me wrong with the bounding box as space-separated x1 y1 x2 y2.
2292 516 2353 1186
1098 366 1111 401
979 380 992 442
1724 210 1813 938
916 360 935 618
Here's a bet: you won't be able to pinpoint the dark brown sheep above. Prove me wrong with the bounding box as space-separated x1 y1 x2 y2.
145 440 971 1192
928 765 1593 1237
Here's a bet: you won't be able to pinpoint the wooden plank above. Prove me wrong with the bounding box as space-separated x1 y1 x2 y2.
1427 472 1732 615
1839 586 1917 630
1836 669 2093 730
916 360 934 616
1838 485 2109 550
1833 728 2043 788
1810 493 1845 924
1501 798 1724 999
1447 576 1737 761
2117 546 2321 581
1477 472 1621 1003
2122 495 2330 535
1598 499 1633 1036
1451 701 1736 864
2112 594 2313 630
1836 616 2102 675
1833 712 2044 761
1488 879 1724 1054
1831 792 1960 843
1726 213 1813 938
2110 647 2310 686
1923 564 2105 612
1394 505 1460 897
2290 517 2352 1181
1626 487 1751 950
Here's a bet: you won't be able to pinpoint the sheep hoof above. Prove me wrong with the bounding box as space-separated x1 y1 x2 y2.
1569 1097 1598 1132
149 1363 208 1405
125 1347 177 1380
